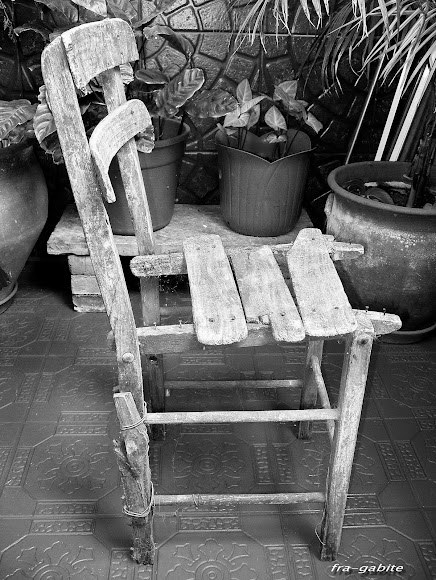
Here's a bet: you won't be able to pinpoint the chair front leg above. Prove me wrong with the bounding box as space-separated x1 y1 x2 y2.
320 315 374 560
298 339 324 440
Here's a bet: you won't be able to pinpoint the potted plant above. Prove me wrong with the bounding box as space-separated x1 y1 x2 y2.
12 0 208 234
190 77 322 236
0 99 48 313
313 0 436 339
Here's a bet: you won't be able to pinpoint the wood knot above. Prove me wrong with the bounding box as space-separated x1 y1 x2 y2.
122 352 134 363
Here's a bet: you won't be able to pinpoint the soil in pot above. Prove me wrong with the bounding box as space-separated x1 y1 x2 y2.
105 119 189 235
217 129 311 237
326 161 436 334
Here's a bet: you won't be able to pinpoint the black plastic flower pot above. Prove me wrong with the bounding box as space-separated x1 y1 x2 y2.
217 129 311 237
327 161 436 338
105 119 189 234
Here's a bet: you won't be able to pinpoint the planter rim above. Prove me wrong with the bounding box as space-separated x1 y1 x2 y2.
152 121 190 149
216 142 312 165
328 161 436 216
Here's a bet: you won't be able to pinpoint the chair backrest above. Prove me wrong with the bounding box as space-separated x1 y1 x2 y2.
41 19 156 414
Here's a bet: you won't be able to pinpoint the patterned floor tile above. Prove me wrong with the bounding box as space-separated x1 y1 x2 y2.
0 261 435 578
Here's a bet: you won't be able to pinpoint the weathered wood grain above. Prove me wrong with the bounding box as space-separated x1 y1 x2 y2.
231 246 305 342
321 313 374 560
47 205 313 257
98 49 163 419
287 229 357 338
68 255 95 276
131 239 363 278
72 295 105 312
353 309 401 334
132 322 301 354
71 275 100 295
298 339 324 440
114 392 154 564
42 36 144 412
61 19 138 92
89 99 152 203
143 408 339 424
184 235 247 345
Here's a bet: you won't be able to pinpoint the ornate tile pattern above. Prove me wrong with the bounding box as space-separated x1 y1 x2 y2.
0 261 435 578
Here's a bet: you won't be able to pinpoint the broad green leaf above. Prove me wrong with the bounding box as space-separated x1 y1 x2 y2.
136 68 169 84
120 63 134 85
72 0 107 17
40 131 64 164
239 95 266 114
141 25 194 58
155 68 204 117
274 80 298 100
33 86 57 144
264 105 287 131
106 0 137 22
0 99 37 141
35 0 79 23
260 132 287 143
14 21 52 41
185 89 237 118
306 112 323 133
236 79 252 104
223 110 250 128
283 96 307 118
135 124 155 153
246 104 260 129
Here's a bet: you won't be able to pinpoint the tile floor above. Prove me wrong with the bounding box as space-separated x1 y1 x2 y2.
0 258 435 579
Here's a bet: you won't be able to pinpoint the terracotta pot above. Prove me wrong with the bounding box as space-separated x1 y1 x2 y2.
105 119 189 235
217 129 311 237
0 140 48 310
326 161 436 335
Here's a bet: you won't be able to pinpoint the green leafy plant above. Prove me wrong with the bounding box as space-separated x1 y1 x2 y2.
4 0 210 159
0 99 37 147
193 78 322 161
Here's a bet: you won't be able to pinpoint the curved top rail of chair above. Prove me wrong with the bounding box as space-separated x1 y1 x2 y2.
60 19 138 92
89 100 152 203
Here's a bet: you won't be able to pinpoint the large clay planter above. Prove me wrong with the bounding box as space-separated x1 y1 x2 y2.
105 119 189 234
326 161 436 337
217 130 311 237
0 140 48 311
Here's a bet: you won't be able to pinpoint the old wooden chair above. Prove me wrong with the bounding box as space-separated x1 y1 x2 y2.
41 18 401 566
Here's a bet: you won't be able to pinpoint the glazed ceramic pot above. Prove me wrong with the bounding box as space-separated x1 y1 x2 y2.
0 140 48 311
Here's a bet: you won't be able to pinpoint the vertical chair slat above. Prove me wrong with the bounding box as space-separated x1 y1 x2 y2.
184 234 248 345
287 229 357 338
230 246 305 342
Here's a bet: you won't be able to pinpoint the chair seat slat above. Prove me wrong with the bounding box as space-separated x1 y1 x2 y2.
183 234 248 345
231 246 305 342
287 229 357 338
